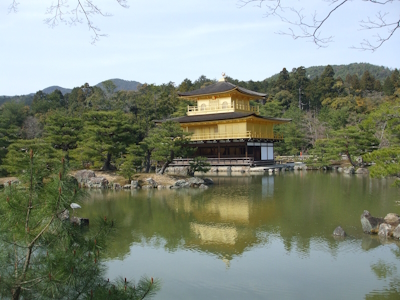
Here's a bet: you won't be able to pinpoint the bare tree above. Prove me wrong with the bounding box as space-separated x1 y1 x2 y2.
8 0 129 43
239 0 400 51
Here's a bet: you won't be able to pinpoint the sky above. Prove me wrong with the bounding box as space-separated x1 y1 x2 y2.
1 0 400 96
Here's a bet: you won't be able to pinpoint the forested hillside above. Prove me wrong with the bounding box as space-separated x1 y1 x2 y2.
0 65 398 181
305 63 392 81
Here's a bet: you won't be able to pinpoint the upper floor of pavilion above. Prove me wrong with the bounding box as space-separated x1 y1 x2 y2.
177 76 266 116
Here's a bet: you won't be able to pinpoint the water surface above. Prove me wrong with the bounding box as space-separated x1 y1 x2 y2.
80 171 400 299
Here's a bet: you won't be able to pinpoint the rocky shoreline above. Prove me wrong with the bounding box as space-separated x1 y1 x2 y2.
361 210 400 239
165 164 370 175
74 170 213 190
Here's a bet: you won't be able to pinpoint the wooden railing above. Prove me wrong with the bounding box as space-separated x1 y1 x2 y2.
187 103 259 115
190 131 284 141
171 157 255 166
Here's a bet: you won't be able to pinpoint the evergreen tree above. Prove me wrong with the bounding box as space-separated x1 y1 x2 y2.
43 111 84 160
360 70 376 91
0 149 160 299
188 156 211 176
275 68 291 92
363 147 400 185
390 69 400 89
318 65 336 101
117 145 145 180
143 121 193 174
330 125 378 166
383 76 395 96
74 111 141 170
275 106 308 155
0 102 30 175
373 79 382 92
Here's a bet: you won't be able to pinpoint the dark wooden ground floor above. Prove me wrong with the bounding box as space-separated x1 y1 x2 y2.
173 140 278 166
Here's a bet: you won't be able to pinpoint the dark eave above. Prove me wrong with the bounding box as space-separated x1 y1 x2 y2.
154 112 291 124
177 81 266 98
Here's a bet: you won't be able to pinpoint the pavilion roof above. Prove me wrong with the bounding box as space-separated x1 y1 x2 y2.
154 112 291 124
177 81 266 99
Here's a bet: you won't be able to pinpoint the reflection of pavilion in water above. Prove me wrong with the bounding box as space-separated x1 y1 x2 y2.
163 178 277 267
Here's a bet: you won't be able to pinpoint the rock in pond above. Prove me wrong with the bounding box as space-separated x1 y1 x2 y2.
361 210 384 234
333 226 346 237
384 213 400 226
203 178 214 185
187 177 204 185
378 223 393 237
392 225 400 239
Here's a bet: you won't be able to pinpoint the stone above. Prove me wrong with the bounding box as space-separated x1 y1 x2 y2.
182 182 191 188
131 180 139 189
145 178 158 188
174 179 187 187
275 168 280 172
343 167 355 174
203 178 214 185
337 167 343 172
333 226 346 237
74 170 96 183
112 183 121 190
199 184 209 189
88 177 109 189
187 177 204 185
384 213 400 224
157 185 167 189
378 223 393 237
210 167 218 173
58 209 70 221
123 184 131 189
355 168 369 175
361 210 384 234
392 225 400 239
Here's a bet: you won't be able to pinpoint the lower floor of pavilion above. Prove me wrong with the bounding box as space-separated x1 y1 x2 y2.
172 139 279 167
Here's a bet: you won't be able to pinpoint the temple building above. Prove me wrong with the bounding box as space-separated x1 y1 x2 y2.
158 75 290 166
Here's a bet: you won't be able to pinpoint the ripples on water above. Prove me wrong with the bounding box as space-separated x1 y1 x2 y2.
80 172 400 299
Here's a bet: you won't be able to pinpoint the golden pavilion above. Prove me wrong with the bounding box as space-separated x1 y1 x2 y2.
159 75 290 166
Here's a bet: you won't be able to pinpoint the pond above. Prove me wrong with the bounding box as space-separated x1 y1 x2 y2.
79 171 400 300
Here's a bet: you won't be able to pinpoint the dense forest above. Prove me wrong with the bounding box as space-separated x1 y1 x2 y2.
0 64 399 180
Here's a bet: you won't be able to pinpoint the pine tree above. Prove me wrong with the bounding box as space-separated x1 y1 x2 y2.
383 76 395 96
143 121 193 174
43 111 83 160
360 70 376 91
73 111 141 170
363 147 400 186
0 148 160 299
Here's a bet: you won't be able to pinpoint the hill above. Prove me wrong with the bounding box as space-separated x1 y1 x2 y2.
95 79 141 92
305 63 392 81
42 86 72 95
0 79 142 99
266 63 392 82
